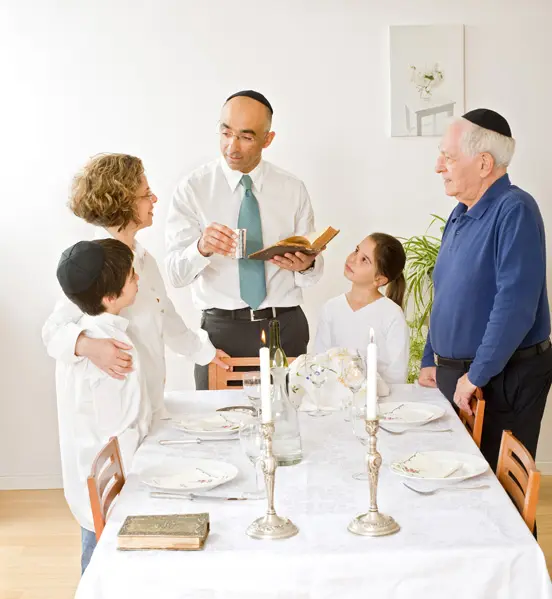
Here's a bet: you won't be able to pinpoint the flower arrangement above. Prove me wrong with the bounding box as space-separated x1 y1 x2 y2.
410 63 444 99
288 348 390 411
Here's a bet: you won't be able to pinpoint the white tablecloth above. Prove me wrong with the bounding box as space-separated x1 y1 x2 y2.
76 385 551 599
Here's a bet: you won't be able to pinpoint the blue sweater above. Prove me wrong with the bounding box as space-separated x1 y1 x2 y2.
422 174 550 387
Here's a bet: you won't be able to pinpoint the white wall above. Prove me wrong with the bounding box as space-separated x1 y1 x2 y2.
2 0 552 488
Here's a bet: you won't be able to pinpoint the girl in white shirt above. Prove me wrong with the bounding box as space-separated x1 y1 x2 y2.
315 233 410 384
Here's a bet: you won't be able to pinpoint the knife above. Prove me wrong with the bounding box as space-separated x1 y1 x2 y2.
150 491 248 501
159 437 238 445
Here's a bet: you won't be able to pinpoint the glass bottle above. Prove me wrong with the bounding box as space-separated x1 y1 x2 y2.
268 320 302 466
269 319 289 369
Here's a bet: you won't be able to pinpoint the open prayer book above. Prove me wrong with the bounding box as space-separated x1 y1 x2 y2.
117 513 210 551
248 226 340 261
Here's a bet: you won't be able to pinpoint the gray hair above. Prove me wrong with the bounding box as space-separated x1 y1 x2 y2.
459 118 516 168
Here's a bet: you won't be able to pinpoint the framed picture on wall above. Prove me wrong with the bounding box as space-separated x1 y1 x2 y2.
389 24 465 138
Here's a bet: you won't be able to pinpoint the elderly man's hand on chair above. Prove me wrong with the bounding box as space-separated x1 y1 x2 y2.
453 374 477 415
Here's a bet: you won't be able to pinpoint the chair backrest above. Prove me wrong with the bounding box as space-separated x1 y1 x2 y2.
459 387 485 447
496 430 541 532
208 357 295 390
87 436 126 541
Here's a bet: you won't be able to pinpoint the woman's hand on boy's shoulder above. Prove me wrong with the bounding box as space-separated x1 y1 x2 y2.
75 334 133 380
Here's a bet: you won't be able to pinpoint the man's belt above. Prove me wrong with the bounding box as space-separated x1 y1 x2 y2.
436 338 551 369
203 306 298 322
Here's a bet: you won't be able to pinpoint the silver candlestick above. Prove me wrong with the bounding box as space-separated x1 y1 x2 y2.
246 421 299 540
348 418 400 537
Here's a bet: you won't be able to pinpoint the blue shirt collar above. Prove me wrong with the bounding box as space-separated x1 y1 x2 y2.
463 174 511 220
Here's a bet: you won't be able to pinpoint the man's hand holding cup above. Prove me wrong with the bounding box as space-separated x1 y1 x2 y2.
198 223 238 257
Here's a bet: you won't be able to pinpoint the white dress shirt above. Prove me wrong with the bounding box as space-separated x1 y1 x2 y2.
314 295 410 384
165 158 324 310
56 313 151 531
42 236 216 416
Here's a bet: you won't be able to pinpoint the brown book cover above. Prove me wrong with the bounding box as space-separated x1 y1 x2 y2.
117 513 209 551
248 226 340 261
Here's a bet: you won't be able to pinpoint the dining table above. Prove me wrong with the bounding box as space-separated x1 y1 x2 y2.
75 384 552 599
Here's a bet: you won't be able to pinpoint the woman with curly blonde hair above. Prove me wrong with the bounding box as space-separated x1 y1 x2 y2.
43 153 229 417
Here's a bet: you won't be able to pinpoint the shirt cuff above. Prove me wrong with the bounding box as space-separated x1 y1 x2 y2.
466 363 489 388
53 322 86 363
178 238 211 283
421 355 436 368
189 329 217 366
294 255 323 287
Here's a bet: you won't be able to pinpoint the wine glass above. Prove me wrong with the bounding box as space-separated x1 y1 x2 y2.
242 372 262 416
340 352 366 422
307 354 331 417
239 421 266 498
351 395 370 480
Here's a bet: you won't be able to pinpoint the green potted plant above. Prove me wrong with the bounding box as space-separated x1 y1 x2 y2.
401 214 446 382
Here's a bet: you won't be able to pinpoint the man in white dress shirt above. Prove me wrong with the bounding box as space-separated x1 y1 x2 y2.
166 90 324 389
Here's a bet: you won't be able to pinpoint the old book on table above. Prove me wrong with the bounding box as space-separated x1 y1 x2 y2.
117 513 209 551
248 226 340 261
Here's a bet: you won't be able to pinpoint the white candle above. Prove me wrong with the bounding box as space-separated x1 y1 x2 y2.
366 328 378 420
260 347 272 423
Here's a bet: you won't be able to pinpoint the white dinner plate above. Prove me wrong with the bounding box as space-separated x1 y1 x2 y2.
172 412 245 436
141 458 239 492
390 450 489 482
378 401 445 425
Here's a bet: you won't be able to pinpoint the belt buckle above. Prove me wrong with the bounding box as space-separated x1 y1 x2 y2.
249 307 277 322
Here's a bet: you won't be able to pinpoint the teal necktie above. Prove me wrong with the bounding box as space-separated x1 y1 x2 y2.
238 175 267 310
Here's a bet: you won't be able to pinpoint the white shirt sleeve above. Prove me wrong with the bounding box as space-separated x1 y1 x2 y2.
165 180 211 288
314 303 332 354
152 258 216 365
294 182 324 287
42 296 85 363
87 367 142 475
380 311 410 384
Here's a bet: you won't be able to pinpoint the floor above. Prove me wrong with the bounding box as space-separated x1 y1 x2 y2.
2 482 552 598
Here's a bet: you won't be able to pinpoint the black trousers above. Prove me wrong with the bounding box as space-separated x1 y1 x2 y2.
436 346 552 473
194 306 310 390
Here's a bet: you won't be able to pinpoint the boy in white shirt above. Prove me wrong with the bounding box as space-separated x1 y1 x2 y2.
315 233 410 384
54 239 151 574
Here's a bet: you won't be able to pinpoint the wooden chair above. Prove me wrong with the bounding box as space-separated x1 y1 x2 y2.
87 436 126 541
208 357 295 390
459 387 486 448
496 430 541 532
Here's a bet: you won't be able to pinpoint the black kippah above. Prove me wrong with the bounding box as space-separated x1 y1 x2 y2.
462 108 512 138
56 240 105 294
225 90 273 115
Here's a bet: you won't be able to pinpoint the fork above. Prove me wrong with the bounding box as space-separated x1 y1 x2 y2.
403 482 490 495
379 425 452 435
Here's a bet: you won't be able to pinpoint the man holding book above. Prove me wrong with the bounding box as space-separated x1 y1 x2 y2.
166 90 326 389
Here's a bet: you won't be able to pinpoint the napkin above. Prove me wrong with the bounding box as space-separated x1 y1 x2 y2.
391 452 462 479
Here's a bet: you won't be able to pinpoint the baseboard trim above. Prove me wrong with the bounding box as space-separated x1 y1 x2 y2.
0 475 63 490
536 461 552 475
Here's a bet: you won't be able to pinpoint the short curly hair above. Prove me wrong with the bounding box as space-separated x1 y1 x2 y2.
70 153 144 231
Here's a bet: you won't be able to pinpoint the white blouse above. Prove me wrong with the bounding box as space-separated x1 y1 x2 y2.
42 236 215 416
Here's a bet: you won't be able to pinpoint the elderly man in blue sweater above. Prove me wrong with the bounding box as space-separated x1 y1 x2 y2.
419 108 552 471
